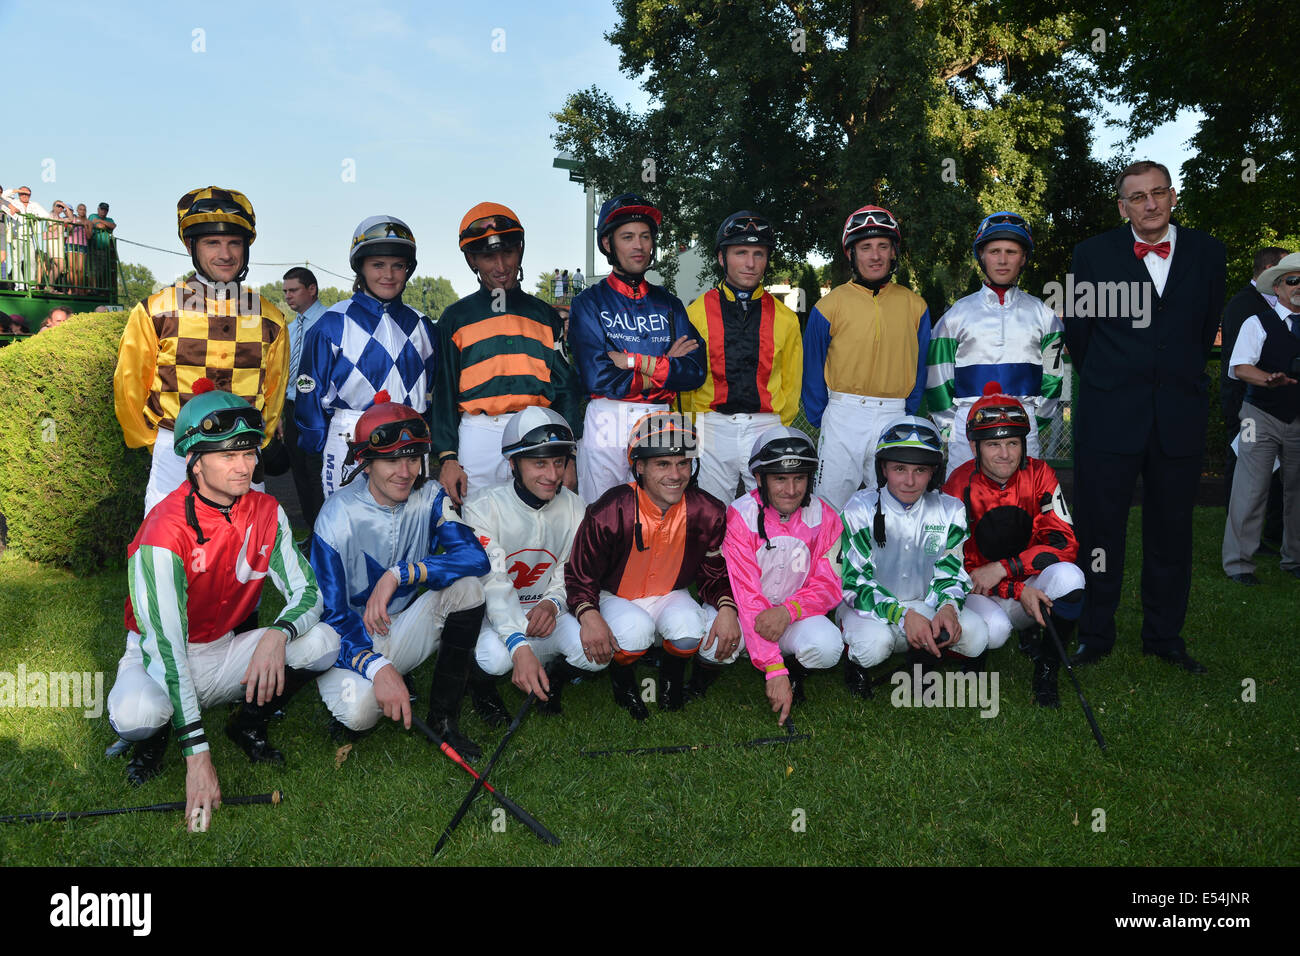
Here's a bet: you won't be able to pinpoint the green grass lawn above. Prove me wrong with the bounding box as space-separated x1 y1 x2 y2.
0 505 1294 866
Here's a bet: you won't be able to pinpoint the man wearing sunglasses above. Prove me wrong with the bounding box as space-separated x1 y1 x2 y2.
115 187 289 515
802 204 932 510
925 213 1065 471
1065 160 1226 674
1222 252 1300 585
1220 247 1289 535
107 381 334 830
295 216 437 500
433 203 581 505
681 211 803 503
567 193 706 503
310 393 490 756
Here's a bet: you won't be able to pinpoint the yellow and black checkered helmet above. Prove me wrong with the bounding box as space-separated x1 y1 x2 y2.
176 187 257 245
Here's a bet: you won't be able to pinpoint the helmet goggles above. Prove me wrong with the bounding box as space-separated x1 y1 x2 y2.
721 216 772 241
365 417 430 456
846 208 899 233
970 402 1029 432
460 215 522 244
352 220 416 251
181 405 264 447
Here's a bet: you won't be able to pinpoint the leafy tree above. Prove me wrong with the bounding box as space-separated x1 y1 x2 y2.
318 286 350 309
402 276 460 318
256 279 437 315
118 262 156 309
796 263 822 329
1085 0 1299 287
534 272 557 305
553 0 1111 315
257 281 288 314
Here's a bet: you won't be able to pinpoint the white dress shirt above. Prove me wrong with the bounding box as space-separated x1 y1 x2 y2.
1132 223 1177 297
1228 299 1299 380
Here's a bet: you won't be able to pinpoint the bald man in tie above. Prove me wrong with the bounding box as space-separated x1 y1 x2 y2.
1063 159 1226 675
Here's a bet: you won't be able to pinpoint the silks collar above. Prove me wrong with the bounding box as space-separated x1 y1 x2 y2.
606 271 648 300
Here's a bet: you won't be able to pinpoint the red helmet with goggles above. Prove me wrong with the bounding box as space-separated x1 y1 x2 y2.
345 391 432 468
966 382 1031 442
841 204 901 256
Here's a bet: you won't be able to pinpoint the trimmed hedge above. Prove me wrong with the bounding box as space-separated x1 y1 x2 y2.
0 312 149 573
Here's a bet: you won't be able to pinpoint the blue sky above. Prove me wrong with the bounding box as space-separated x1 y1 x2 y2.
4 0 1196 299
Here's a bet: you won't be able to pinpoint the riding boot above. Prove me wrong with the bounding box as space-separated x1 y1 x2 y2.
659 652 689 711
784 655 808 705
843 657 873 699
125 725 171 786
538 659 580 716
1018 625 1042 659
469 661 510 728
684 659 722 701
609 660 648 721
424 604 486 760
226 665 318 764
1032 617 1070 708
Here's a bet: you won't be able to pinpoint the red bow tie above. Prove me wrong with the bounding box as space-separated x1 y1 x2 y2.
1134 240 1171 260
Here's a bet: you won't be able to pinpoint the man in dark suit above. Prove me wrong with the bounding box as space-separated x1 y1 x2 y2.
1064 160 1226 674
1221 247 1289 534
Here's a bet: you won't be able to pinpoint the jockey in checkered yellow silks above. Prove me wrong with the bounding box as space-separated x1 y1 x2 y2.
113 185 289 513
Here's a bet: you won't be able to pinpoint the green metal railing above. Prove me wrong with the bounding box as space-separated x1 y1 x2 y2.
1 212 117 297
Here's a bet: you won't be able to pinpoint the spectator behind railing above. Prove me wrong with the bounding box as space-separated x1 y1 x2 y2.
89 201 116 290
0 184 11 287
3 186 49 289
49 200 91 293
42 201 74 291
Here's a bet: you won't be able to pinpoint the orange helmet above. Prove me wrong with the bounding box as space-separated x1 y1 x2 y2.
459 202 525 254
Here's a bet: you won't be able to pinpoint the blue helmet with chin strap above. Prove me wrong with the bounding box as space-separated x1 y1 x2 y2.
973 212 1034 261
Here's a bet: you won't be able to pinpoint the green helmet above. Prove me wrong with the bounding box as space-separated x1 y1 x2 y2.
173 379 265 458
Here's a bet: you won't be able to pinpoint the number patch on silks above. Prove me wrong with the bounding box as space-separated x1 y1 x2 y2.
1046 484 1072 524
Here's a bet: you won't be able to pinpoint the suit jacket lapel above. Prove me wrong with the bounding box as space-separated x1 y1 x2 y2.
1160 221 1191 300
1109 225 1154 289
